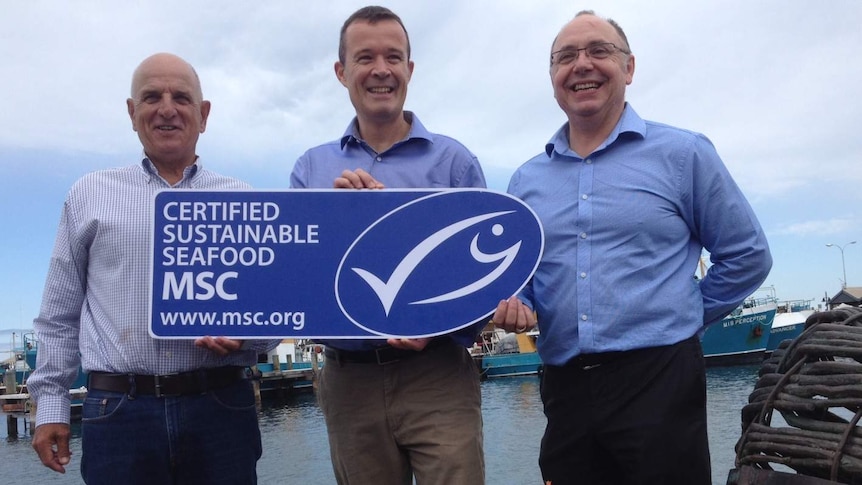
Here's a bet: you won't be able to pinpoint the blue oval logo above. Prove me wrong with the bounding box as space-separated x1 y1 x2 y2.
335 190 544 337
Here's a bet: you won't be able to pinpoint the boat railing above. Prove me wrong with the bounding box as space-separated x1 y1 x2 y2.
741 295 779 309
775 299 814 313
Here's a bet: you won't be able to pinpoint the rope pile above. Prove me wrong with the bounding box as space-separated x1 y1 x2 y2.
736 306 862 484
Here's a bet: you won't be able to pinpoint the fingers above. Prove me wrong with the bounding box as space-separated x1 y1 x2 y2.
386 337 430 351
490 296 535 334
194 337 242 355
333 169 384 189
490 300 510 330
32 423 71 474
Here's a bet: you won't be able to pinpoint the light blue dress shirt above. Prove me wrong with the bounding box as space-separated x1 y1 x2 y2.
28 158 280 425
508 104 772 366
290 112 487 351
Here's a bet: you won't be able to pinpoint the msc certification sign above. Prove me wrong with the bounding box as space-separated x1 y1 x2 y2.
149 189 543 339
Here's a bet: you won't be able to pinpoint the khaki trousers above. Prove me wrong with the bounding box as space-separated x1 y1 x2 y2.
318 340 485 485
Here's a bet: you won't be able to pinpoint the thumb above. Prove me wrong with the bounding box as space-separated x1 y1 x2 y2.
56 438 72 465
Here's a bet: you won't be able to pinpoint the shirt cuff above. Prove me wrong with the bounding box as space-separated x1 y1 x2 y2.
34 394 72 427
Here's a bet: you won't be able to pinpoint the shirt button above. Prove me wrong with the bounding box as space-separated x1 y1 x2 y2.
581 314 588 321
580 232 587 239
585 159 592 164
581 194 588 200
376 156 382 161
580 272 587 278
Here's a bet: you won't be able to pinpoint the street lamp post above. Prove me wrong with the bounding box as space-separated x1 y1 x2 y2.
826 241 857 288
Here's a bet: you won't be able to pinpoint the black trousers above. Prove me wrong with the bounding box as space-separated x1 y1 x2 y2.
539 335 711 485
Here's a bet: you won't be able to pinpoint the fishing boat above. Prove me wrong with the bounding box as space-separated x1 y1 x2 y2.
700 295 777 366
765 299 816 354
470 324 542 379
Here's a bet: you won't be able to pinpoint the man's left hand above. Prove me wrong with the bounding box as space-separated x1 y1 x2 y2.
386 337 431 351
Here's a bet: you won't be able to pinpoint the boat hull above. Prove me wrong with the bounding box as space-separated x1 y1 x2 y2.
701 307 776 366
766 309 814 353
474 352 543 378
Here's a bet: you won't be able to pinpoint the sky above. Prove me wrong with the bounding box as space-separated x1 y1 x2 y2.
1 0 861 331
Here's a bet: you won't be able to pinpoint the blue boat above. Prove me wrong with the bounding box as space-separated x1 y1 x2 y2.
700 296 777 366
471 327 542 378
765 300 816 353
19 332 88 391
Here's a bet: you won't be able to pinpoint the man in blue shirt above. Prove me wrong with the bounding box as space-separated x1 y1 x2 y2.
494 10 772 485
291 6 531 485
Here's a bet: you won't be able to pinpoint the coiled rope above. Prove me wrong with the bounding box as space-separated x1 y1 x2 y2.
735 306 862 484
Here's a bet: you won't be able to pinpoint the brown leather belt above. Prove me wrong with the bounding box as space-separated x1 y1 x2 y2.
87 366 247 397
324 338 451 365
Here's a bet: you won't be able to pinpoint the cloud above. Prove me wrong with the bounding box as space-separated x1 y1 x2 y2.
2 0 862 326
773 217 861 237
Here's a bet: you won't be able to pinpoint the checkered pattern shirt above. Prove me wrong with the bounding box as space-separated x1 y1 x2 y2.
27 158 279 425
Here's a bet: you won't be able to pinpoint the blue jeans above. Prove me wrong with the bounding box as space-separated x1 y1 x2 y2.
80 379 262 485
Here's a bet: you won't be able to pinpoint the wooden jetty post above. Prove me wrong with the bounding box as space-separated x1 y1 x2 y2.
2 370 20 438
310 347 320 391
1 393 28 438
6 414 17 438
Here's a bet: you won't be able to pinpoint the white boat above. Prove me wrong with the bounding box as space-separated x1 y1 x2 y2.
765 300 816 353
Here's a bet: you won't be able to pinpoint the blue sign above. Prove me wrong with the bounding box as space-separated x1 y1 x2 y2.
149 190 543 339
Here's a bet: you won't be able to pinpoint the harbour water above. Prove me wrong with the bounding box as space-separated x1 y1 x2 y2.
1 365 759 484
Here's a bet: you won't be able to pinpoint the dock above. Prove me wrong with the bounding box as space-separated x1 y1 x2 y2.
254 351 321 400
1 354 320 439
1 387 87 438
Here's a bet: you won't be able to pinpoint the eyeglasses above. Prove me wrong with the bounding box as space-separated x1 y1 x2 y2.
550 42 629 66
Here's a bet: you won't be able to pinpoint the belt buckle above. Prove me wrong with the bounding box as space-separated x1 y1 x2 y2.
153 373 179 398
581 363 602 371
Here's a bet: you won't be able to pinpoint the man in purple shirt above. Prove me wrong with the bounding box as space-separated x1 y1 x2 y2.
291 6 532 485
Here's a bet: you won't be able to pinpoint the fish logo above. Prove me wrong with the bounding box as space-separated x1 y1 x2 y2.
335 190 543 337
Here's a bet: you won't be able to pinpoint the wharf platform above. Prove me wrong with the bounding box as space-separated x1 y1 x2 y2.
1 357 320 439
1 388 87 438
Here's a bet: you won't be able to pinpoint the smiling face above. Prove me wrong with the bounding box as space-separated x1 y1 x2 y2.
126 53 210 170
550 14 635 130
335 19 414 127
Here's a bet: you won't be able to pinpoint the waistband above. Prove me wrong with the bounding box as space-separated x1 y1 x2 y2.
561 336 697 371
324 338 452 365
87 366 248 398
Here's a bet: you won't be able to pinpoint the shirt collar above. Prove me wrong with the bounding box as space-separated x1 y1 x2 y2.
138 153 201 185
544 103 646 158
339 111 433 150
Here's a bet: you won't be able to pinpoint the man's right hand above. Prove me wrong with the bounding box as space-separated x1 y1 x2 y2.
491 295 537 334
334 168 385 189
32 422 72 473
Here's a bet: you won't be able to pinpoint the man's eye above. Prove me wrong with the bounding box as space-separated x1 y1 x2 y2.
590 46 611 57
